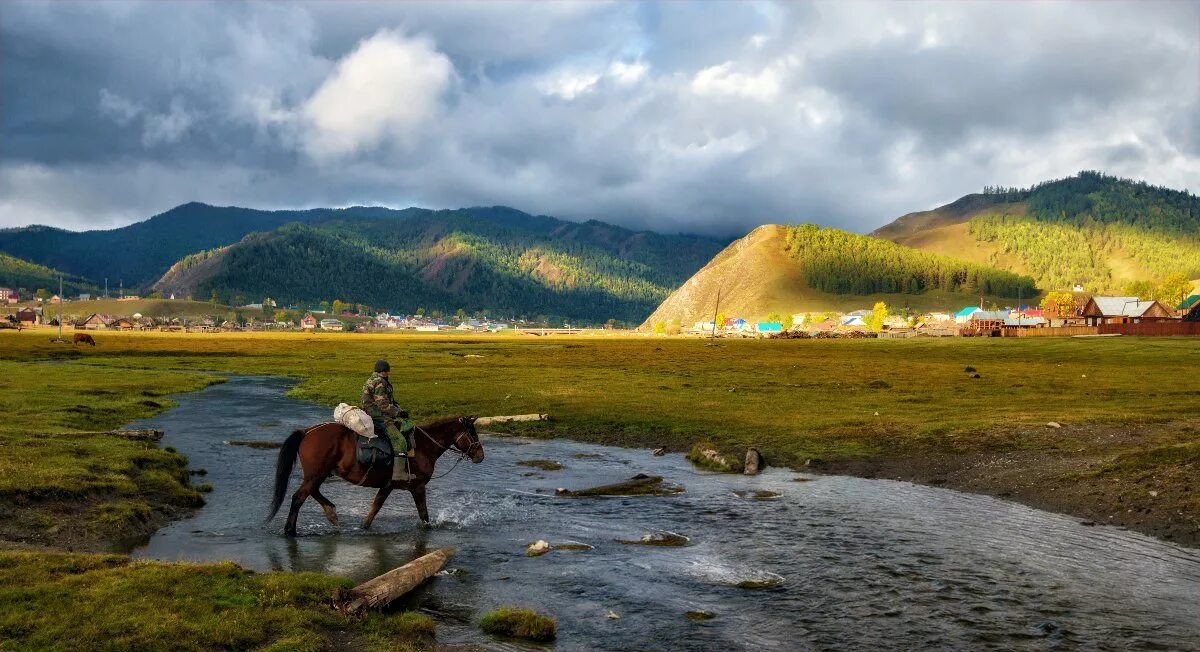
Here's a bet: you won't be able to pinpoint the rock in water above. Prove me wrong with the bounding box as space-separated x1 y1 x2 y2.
744 448 763 475
685 610 716 621
556 474 684 497
615 531 690 547
651 447 666 456
526 540 550 557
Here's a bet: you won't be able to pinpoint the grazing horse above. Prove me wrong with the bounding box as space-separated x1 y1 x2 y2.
73 333 96 346
267 416 484 536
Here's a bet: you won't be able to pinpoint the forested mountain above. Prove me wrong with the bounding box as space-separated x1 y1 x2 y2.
0 252 93 295
152 209 726 323
642 224 1034 328
874 171 1200 292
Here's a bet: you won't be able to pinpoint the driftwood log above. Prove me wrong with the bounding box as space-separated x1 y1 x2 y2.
556 474 684 497
475 414 547 427
333 547 455 617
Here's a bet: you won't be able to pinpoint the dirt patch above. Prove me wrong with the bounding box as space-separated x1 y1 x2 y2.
816 420 1200 547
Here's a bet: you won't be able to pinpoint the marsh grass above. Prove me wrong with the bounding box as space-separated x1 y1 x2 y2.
479 607 556 642
0 551 433 652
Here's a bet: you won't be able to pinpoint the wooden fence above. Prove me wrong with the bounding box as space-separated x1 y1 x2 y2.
1006 322 1200 337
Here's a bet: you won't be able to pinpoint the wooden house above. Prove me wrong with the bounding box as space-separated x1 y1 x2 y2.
300 314 318 329
75 313 111 330
16 307 39 325
1081 296 1173 325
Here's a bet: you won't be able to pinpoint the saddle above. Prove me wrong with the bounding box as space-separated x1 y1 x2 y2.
356 434 394 467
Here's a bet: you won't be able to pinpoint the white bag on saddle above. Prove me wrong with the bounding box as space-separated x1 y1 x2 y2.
334 403 375 439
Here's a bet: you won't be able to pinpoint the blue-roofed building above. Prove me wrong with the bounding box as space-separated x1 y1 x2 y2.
756 321 782 333
954 306 982 324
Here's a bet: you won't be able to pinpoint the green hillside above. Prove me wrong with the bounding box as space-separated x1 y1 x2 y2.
876 171 1200 292
153 210 725 324
642 224 1033 328
0 252 93 295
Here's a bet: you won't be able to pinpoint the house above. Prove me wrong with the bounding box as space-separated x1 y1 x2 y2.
111 317 135 330
755 321 782 334
693 320 716 333
724 317 748 331
924 312 951 323
1185 301 1200 322
16 307 39 325
967 310 1009 335
1081 296 1174 325
882 315 909 329
319 318 343 331
78 293 91 301
841 315 867 328
1176 295 1200 316
117 295 140 301
300 314 318 329
0 288 11 302
1003 315 1046 328
6 291 19 304
954 306 982 324
488 323 510 331
75 313 112 330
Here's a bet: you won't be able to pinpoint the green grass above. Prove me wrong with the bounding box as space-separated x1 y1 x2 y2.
0 551 433 652
479 607 557 642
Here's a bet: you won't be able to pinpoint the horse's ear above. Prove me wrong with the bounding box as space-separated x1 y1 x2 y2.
466 415 478 424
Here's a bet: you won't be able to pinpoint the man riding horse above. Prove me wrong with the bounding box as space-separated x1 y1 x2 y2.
362 359 415 482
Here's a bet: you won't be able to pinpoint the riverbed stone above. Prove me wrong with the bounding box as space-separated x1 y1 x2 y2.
685 610 716 621
526 540 550 557
744 448 763 475
556 474 684 497
615 531 690 547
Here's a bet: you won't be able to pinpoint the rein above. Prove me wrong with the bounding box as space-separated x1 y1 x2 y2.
417 425 478 480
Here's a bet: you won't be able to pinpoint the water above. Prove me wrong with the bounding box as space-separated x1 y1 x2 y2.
130 376 1200 650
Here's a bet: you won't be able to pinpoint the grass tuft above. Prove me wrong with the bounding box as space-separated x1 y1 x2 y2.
479 607 557 642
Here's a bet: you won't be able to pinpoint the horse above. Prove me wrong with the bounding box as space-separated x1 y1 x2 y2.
73 333 96 346
267 416 484 536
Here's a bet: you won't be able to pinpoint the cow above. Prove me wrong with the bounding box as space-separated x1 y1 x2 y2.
73 333 96 346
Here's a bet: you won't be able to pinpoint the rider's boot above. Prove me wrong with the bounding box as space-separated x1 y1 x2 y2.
391 456 415 482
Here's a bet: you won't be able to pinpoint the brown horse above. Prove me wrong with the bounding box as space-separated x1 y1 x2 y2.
267 416 484 536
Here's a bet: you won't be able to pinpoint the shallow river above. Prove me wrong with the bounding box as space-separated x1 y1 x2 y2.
129 376 1200 651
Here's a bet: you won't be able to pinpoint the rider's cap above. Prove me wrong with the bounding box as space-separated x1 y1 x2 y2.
374 359 390 373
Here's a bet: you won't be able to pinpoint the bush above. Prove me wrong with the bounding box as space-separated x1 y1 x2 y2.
479 607 556 642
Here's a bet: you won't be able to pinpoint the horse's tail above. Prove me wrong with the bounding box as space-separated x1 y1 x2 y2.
267 428 307 521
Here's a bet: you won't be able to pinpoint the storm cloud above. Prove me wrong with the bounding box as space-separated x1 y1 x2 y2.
1 0 1196 235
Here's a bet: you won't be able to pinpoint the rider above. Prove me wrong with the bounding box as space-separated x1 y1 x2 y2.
361 360 414 476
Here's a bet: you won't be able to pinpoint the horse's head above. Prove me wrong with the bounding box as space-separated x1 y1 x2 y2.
452 416 485 463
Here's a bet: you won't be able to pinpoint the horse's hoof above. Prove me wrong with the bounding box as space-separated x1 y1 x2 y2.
323 507 338 527
284 528 296 537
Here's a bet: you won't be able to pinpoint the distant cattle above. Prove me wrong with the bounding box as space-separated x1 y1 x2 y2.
73 333 96 346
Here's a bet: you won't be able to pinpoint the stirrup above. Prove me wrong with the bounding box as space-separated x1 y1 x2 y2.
391 457 415 482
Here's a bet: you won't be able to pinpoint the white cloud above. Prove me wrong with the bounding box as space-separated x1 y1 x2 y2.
141 98 195 146
301 30 453 160
690 61 784 100
98 89 142 125
607 61 648 85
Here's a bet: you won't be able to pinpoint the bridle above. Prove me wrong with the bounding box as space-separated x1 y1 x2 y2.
417 420 481 480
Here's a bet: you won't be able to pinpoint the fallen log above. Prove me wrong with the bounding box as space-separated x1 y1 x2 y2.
475 414 547 426
333 547 455 617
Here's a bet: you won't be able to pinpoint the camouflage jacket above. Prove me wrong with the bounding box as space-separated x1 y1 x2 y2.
361 373 402 420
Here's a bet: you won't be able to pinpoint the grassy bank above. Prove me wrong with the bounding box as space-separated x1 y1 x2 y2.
0 551 434 652
0 328 1196 647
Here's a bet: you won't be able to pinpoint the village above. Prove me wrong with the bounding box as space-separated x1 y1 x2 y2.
4 284 1199 338
660 291 1200 338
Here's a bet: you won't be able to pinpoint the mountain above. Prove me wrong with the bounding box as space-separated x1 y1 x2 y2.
640 224 1036 328
0 203 412 288
873 171 1200 292
152 207 726 324
0 252 93 295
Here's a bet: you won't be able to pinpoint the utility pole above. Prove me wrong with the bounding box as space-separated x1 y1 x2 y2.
104 277 108 299
56 276 63 342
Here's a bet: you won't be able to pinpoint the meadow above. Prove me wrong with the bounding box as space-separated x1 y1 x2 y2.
0 328 1196 649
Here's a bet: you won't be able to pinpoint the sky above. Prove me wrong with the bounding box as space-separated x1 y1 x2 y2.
1 1 1198 236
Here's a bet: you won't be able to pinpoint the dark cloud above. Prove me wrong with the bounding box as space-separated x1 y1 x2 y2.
0 0 1196 235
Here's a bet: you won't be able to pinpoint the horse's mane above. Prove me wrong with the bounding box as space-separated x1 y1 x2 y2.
419 415 467 430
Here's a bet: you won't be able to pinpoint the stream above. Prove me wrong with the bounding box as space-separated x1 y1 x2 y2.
128 376 1200 650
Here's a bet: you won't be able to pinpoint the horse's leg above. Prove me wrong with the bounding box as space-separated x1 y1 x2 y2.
362 484 393 530
284 476 316 537
411 485 430 526
310 484 338 527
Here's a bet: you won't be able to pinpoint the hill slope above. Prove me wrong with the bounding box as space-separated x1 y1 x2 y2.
873 171 1200 292
0 252 93 295
153 209 726 324
640 225 1035 328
